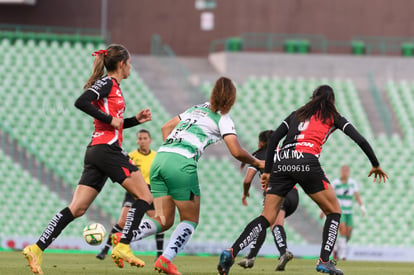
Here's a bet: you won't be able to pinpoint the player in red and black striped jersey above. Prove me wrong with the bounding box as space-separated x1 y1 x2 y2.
218 85 388 275
237 130 298 271
23 44 153 274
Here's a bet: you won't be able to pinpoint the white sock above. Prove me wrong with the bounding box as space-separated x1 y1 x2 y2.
337 236 347 259
131 219 160 242
162 221 196 261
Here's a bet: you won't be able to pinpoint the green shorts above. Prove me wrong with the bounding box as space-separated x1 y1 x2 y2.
340 213 353 227
150 152 200 201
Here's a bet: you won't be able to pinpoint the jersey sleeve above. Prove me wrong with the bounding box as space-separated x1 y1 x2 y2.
87 78 113 99
74 78 113 124
334 115 380 167
218 114 237 137
264 114 291 173
352 179 359 193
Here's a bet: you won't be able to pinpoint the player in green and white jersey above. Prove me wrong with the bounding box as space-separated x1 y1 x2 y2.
114 77 264 274
331 165 366 261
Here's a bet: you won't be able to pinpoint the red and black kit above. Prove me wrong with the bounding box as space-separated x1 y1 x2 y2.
74 76 140 191
264 111 379 196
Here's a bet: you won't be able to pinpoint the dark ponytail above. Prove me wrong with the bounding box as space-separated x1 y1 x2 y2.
296 85 339 123
84 44 130 90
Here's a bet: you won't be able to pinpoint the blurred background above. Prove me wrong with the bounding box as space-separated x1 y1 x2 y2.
0 0 413 261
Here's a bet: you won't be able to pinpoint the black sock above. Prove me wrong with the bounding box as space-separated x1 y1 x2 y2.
101 224 123 252
155 232 164 257
120 199 151 244
231 216 270 257
320 213 341 262
247 228 266 258
272 225 287 255
36 207 75 251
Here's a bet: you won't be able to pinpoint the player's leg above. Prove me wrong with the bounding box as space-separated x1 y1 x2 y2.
111 170 153 268
146 207 165 258
23 184 99 274
336 221 347 260
97 191 134 260
308 185 343 274
237 229 266 269
218 194 282 275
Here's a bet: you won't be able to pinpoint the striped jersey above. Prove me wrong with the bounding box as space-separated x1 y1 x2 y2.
331 178 359 214
158 102 237 161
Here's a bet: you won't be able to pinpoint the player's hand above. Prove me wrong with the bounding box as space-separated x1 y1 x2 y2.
240 162 246 171
368 166 388 183
136 108 152 124
260 173 270 191
360 205 367 217
242 193 249 206
110 117 123 130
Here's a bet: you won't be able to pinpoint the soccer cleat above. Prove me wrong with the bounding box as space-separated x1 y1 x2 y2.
96 247 109 260
316 258 344 275
111 243 145 269
22 244 44 274
217 249 235 275
154 255 182 275
111 232 122 246
275 250 294 271
237 256 255 268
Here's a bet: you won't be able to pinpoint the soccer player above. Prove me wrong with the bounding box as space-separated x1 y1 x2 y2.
332 165 365 260
237 130 298 271
96 129 164 260
111 76 264 275
22 44 153 274
217 84 388 275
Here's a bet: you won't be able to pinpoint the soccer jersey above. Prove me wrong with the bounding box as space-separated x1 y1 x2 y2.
128 149 157 184
158 102 237 161
331 178 359 214
88 76 126 146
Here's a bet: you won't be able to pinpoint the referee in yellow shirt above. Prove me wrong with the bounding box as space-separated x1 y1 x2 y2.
97 129 164 260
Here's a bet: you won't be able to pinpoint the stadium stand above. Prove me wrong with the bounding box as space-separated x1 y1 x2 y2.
0 149 91 237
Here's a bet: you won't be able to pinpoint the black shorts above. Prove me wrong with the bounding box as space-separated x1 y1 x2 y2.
267 153 330 196
281 187 299 218
78 144 138 192
122 185 155 210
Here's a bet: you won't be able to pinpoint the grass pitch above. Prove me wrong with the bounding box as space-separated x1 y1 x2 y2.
2 250 414 274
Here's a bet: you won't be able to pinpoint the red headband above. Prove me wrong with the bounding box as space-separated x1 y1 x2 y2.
92 49 107 56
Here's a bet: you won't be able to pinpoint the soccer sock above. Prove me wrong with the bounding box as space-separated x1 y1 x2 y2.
162 221 197 261
231 215 270 257
272 225 288 255
101 224 123 252
36 207 75 251
320 213 341 262
247 228 266 258
337 236 347 259
155 232 165 257
120 199 151 244
131 218 162 242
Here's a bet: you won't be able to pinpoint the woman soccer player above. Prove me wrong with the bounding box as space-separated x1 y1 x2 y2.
23 44 153 274
111 76 264 274
217 84 388 275
238 130 298 271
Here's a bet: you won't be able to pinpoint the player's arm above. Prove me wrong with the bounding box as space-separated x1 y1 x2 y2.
124 108 152 129
335 116 388 183
242 167 257 206
161 116 180 141
261 121 289 190
354 191 366 216
223 134 263 169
